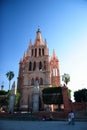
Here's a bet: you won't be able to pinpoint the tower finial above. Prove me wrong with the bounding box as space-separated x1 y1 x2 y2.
37 25 41 33
34 26 42 46
53 49 56 58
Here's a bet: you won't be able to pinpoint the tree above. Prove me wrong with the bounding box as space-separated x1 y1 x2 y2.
42 87 63 109
74 88 87 102
6 71 14 90
1 85 4 90
15 92 20 111
15 92 20 106
0 90 10 109
68 89 72 100
62 73 70 85
0 90 8 95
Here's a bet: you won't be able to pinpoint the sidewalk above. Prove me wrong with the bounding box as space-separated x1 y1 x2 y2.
0 120 87 130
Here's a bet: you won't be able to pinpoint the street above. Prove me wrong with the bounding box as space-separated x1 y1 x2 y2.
0 120 87 130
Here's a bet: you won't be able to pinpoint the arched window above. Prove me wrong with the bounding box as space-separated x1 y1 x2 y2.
42 48 44 56
35 48 37 57
39 48 41 56
31 78 34 85
39 61 42 70
29 62 32 71
39 78 43 85
44 61 46 70
33 61 36 71
32 49 33 56
53 68 58 76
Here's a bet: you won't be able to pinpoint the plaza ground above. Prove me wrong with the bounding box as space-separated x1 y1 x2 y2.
0 120 87 130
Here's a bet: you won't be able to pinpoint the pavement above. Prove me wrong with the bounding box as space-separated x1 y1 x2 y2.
0 120 87 130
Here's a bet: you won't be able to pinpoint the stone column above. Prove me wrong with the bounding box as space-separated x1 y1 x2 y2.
33 81 39 112
8 81 16 113
9 94 15 113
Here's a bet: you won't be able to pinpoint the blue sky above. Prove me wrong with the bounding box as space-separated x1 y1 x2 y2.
0 0 87 99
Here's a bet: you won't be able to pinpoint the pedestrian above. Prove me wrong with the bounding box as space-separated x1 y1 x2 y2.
42 115 46 121
71 111 75 125
68 111 72 125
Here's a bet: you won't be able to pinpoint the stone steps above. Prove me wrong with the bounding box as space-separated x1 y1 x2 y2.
0 113 40 121
0 111 87 121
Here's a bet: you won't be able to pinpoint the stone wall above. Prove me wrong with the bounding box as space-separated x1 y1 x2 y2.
71 102 87 111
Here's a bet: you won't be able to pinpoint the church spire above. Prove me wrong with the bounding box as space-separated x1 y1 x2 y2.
34 27 43 46
52 49 59 62
52 49 56 58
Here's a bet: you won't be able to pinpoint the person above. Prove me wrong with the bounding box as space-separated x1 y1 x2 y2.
42 115 46 121
71 111 75 125
68 111 72 125
68 110 75 125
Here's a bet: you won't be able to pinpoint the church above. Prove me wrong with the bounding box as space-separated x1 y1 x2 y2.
17 28 61 111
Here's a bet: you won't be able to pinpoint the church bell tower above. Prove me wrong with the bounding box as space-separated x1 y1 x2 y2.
17 28 61 111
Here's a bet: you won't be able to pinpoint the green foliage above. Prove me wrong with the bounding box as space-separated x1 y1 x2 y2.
6 71 14 90
62 73 70 85
0 90 10 106
1 85 4 90
74 88 87 102
15 92 20 106
42 86 63 105
6 71 14 81
42 86 62 93
0 97 7 106
0 90 8 95
68 89 72 100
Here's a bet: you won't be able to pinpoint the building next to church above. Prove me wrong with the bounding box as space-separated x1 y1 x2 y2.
17 28 61 111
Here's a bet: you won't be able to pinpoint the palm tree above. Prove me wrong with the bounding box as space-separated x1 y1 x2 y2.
62 73 70 85
1 81 4 90
1 85 4 90
6 71 14 90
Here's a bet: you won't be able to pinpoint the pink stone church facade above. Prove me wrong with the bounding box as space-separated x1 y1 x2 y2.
17 28 61 111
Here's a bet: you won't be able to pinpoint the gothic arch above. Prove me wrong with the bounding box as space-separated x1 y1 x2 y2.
39 48 41 56
35 48 37 57
39 61 42 70
32 49 34 56
39 78 43 85
44 61 46 70
52 68 58 76
33 61 36 71
31 78 34 85
42 48 44 56
29 62 32 71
